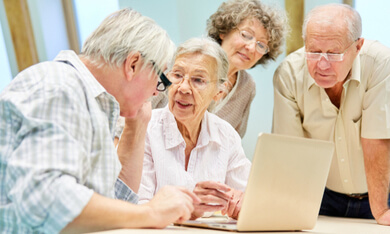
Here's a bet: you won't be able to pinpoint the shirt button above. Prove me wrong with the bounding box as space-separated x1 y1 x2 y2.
338 137 342 141
325 98 330 102
344 179 348 183
340 158 345 162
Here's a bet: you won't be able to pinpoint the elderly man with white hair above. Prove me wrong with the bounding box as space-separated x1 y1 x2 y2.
0 8 199 233
273 4 390 225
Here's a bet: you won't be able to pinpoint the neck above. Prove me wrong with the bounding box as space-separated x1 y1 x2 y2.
80 56 122 96
176 117 203 147
226 68 239 91
325 82 344 109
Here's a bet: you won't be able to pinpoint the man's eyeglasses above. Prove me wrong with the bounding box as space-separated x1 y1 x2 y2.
151 61 171 92
304 39 359 62
237 29 269 55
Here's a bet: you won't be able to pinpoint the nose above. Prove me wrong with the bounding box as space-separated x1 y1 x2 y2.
177 77 192 94
245 41 257 53
317 56 331 70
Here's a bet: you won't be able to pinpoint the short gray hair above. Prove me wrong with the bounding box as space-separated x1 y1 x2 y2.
207 0 288 67
302 4 362 42
174 37 229 92
81 8 175 75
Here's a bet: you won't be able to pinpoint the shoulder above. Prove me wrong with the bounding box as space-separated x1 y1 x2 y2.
231 71 255 98
360 40 390 63
206 111 240 139
2 61 85 104
275 47 306 76
239 70 256 88
148 107 171 129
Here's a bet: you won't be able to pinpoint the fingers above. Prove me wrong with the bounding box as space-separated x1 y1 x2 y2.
168 188 195 224
224 190 244 219
194 181 232 203
178 187 201 204
196 181 231 193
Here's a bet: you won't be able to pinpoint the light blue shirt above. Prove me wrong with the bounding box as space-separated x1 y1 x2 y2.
0 50 138 233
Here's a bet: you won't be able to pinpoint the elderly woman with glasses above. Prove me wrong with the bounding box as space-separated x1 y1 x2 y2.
150 0 288 138
135 37 251 220
206 0 288 138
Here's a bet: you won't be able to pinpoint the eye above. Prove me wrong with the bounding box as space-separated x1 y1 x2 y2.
257 42 266 49
172 72 184 79
191 77 207 85
240 30 253 40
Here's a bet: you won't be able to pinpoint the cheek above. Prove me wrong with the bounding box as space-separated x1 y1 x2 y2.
167 86 178 105
306 62 316 75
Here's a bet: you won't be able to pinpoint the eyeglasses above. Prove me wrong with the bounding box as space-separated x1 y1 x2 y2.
304 39 359 62
151 61 171 91
167 71 210 90
237 29 269 54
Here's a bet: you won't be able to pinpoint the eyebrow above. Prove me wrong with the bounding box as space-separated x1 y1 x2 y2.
193 69 208 75
241 27 268 41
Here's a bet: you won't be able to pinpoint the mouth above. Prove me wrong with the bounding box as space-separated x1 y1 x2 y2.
237 51 250 61
176 100 193 108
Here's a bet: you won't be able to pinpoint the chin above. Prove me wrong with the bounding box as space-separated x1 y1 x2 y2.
119 109 138 118
315 80 337 89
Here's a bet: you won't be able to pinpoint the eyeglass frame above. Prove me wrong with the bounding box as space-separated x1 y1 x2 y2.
167 71 213 90
304 38 360 62
236 28 269 55
151 61 171 92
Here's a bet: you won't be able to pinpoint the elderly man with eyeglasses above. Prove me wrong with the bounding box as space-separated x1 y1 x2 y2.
0 8 199 233
272 4 390 225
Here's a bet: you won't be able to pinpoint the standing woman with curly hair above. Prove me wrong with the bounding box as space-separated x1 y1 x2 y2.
207 0 288 138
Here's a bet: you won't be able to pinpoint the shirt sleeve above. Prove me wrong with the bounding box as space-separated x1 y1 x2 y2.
3 78 96 233
137 132 157 204
272 60 305 137
361 45 390 138
115 178 139 203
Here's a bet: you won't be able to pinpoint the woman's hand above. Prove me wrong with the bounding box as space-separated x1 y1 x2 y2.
221 189 244 220
191 181 232 219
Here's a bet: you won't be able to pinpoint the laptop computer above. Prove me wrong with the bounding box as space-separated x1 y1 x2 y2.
176 133 334 231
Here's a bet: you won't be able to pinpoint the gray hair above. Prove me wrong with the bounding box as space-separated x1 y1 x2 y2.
174 37 229 92
207 0 289 67
81 8 175 76
302 4 362 42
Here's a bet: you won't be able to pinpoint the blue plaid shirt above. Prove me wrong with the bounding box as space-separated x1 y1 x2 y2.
0 50 138 233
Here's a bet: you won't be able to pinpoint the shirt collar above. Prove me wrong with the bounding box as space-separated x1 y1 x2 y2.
54 50 119 137
54 50 107 98
161 106 222 149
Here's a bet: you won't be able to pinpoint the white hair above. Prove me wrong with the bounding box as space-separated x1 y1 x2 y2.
174 37 229 92
302 4 362 42
81 8 175 77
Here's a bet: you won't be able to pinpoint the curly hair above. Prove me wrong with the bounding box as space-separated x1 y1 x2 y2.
207 0 288 67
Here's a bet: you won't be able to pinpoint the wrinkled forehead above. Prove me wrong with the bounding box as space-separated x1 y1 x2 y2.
174 53 217 76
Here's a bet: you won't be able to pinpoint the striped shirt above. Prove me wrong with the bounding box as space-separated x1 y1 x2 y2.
0 50 137 233
138 106 251 203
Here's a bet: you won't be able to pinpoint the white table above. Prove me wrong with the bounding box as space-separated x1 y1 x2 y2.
90 215 389 234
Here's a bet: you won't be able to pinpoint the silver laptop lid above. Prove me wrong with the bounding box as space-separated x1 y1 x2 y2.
237 133 334 231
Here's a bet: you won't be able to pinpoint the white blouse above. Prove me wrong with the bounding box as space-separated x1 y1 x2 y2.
138 106 251 203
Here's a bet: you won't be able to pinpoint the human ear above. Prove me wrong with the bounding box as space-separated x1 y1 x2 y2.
124 52 141 81
356 38 365 52
213 90 225 102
